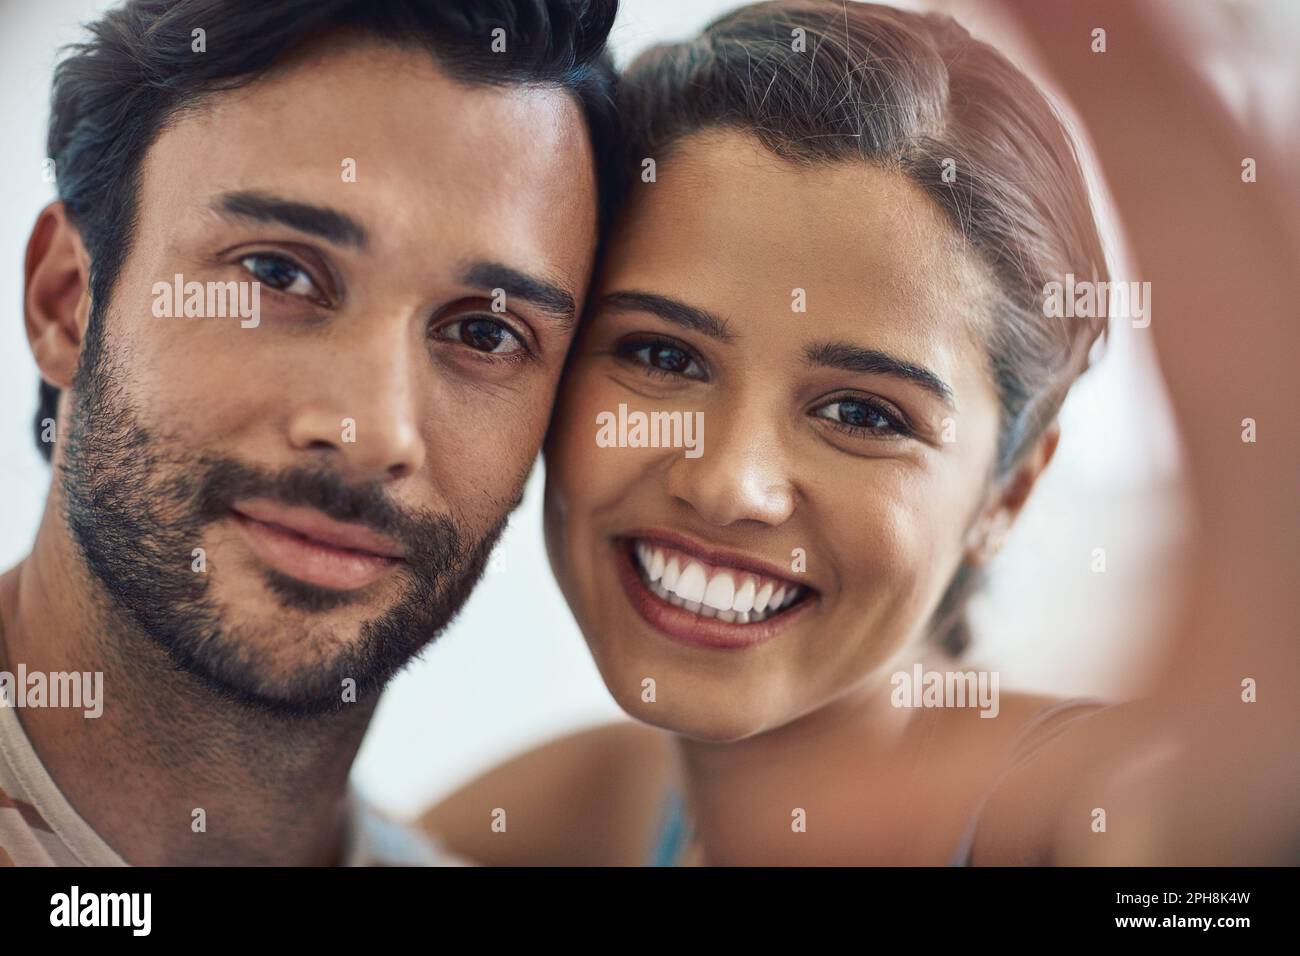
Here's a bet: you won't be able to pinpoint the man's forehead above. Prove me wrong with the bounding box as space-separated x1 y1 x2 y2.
135 35 597 269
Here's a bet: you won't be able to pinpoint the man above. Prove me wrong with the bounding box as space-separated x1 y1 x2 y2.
0 0 618 865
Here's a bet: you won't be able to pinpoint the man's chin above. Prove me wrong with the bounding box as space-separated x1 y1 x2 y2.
134 577 442 718
113 535 485 719
155 619 402 718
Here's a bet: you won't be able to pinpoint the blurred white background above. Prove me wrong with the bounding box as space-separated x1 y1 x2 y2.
1 0 1292 817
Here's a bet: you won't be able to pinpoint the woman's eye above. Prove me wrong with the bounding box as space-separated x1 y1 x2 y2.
814 398 909 437
618 338 705 380
240 253 318 299
438 317 525 355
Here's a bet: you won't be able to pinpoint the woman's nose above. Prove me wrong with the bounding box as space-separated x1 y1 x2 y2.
665 410 796 528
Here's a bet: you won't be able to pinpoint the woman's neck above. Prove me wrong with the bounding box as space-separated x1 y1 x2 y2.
671 678 939 865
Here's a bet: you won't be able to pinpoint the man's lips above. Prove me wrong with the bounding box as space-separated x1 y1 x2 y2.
229 500 404 592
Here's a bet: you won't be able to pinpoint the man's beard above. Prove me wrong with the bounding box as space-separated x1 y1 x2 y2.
58 318 516 718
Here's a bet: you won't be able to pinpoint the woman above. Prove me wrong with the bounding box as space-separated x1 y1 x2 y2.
421 0 1298 865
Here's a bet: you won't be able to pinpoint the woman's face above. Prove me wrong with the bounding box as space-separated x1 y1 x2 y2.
544 131 1006 741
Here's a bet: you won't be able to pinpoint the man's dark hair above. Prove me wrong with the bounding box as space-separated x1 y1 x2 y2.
35 0 620 461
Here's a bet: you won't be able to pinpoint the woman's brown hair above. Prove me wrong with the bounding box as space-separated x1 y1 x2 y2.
618 0 1110 657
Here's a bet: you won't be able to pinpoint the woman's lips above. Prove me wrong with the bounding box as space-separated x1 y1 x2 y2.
230 502 403 592
615 540 816 649
630 539 805 621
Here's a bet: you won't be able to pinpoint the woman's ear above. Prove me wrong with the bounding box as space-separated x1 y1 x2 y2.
25 201 92 390
964 423 1061 565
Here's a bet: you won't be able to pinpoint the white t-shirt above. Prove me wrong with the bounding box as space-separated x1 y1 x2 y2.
0 700 467 867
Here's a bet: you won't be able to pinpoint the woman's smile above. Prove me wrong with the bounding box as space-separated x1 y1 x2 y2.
612 531 819 650
632 538 808 621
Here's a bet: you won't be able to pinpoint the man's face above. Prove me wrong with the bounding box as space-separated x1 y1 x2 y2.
58 36 598 714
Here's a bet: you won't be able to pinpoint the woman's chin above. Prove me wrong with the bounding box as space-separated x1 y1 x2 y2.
593 674 778 743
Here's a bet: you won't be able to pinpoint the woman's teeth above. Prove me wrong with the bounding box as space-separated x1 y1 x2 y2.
632 541 805 624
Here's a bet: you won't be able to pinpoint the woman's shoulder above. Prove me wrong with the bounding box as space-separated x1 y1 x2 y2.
418 721 677 865
929 689 1109 771
998 692 1111 755
957 692 1124 864
860 689 1106 864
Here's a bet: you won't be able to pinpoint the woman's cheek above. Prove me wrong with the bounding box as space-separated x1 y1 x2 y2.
551 363 608 499
839 482 945 625
548 352 595 456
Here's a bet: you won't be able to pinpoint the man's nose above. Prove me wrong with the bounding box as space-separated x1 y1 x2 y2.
285 327 426 482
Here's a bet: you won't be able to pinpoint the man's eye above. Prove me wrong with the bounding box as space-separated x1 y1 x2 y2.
438 317 525 355
814 398 910 438
240 253 317 298
617 338 706 380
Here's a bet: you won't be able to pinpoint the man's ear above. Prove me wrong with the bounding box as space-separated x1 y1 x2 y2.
964 423 1061 565
25 201 92 390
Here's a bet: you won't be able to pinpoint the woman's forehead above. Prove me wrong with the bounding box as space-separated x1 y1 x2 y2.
599 130 996 360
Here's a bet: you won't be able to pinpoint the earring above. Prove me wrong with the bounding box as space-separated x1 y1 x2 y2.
984 514 1010 558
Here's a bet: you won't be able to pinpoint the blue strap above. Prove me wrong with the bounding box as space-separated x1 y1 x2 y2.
649 789 692 867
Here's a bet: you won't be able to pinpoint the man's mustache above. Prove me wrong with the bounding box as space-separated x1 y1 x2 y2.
185 457 463 567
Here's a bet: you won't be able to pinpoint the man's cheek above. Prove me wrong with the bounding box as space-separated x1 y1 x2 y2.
126 332 253 421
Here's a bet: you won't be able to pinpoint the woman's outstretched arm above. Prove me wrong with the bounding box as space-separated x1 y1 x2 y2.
973 0 1299 864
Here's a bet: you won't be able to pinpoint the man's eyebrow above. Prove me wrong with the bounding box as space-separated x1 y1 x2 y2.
214 191 368 249
599 291 734 342
461 260 576 330
805 341 955 408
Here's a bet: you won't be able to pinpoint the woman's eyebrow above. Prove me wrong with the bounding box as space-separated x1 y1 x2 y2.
804 340 955 409
599 290 733 342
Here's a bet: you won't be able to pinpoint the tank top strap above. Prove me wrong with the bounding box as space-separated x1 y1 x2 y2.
648 787 692 867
